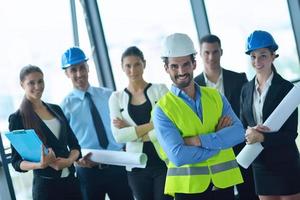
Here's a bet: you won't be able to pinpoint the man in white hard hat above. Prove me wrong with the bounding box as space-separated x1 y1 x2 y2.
152 33 245 200
194 34 258 200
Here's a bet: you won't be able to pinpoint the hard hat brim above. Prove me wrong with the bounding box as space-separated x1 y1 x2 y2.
62 58 89 69
245 45 278 55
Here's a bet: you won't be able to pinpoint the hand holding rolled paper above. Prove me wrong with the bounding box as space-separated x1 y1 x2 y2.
81 149 148 169
245 125 269 144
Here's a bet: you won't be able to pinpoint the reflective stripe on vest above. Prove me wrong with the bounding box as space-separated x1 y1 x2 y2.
210 160 239 174
167 160 238 176
167 166 209 176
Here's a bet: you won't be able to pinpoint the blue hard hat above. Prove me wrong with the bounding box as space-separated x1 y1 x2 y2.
61 47 89 69
245 30 278 55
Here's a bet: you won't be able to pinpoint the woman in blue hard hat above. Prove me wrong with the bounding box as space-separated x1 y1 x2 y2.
108 46 172 200
8 65 82 200
240 30 300 200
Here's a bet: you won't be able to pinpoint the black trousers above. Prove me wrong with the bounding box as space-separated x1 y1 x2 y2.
76 165 134 200
32 174 82 200
175 184 234 200
127 166 173 200
236 166 259 200
233 144 258 200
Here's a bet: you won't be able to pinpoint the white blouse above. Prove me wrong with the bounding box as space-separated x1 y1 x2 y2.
108 83 168 170
43 118 69 177
203 69 224 95
43 118 61 139
252 72 274 124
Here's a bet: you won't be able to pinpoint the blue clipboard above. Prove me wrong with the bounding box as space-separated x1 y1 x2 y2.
5 129 44 162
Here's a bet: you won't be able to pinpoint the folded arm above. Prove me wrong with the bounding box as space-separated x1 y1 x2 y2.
199 95 245 150
153 107 219 167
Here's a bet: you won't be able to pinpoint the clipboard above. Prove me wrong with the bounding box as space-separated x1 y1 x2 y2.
5 129 45 162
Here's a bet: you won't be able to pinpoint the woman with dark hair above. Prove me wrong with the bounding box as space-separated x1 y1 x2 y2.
240 30 300 200
108 46 172 200
8 65 82 200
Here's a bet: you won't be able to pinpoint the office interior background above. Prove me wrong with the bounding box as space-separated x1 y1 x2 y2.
0 0 300 199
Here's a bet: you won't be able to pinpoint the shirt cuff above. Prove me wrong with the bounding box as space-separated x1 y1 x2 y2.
113 126 138 143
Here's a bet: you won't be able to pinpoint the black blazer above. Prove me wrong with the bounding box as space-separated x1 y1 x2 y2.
9 102 81 179
240 72 299 167
194 68 248 116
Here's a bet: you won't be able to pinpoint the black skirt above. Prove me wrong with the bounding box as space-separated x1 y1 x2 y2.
253 159 300 195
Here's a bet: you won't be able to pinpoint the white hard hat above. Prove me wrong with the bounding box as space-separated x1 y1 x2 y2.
161 33 197 58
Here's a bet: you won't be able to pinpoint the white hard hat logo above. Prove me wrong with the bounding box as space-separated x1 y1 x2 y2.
161 33 197 58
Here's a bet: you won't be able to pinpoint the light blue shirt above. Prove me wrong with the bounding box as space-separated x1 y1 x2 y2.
153 84 244 167
61 86 123 150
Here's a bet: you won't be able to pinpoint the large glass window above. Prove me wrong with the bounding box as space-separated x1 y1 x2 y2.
0 0 73 133
204 0 300 151
97 0 200 90
0 1 95 199
204 0 300 81
75 0 100 87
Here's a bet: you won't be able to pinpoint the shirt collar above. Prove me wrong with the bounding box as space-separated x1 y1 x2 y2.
72 85 92 101
170 83 201 99
170 84 182 96
255 72 274 91
203 68 223 85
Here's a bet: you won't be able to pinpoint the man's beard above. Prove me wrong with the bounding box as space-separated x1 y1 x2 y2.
172 73 192 89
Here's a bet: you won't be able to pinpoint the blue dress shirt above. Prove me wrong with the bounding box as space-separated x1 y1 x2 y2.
153 84 244 167
61 86 123 150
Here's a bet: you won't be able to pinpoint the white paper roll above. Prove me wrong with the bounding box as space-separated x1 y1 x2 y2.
264 84 300 132
81 149 148 169
236 143 264 169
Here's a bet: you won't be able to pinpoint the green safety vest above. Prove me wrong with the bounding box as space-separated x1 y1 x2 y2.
157 87 243 196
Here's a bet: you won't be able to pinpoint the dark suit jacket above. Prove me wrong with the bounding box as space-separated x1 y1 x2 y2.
194 68 248 154
9 102 81 179
194 68 248 116
240 72 299 168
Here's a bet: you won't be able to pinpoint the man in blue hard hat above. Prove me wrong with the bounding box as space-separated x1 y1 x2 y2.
60 47 133 200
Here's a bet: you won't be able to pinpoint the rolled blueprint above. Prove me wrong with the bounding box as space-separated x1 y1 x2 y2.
263 83 300 131
81 149 148 168
236 143 264 169
237 83 300 169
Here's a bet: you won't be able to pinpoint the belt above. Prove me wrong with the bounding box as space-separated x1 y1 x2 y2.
37 173 75 180
92 163 110 169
